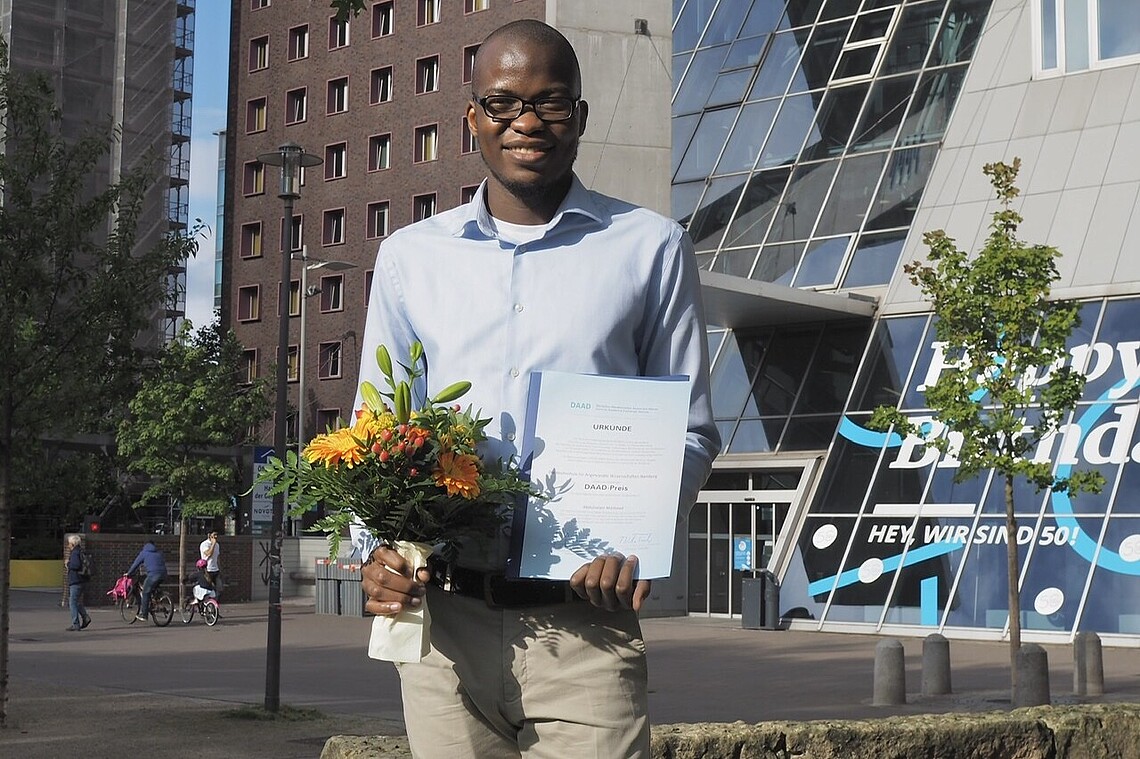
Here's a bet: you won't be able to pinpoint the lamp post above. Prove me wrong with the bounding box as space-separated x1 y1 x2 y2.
256 142 321 713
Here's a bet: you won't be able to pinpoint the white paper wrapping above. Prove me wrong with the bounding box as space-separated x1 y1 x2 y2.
367 540 434 663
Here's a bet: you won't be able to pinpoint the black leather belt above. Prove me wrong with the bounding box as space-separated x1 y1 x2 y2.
429 560 579 609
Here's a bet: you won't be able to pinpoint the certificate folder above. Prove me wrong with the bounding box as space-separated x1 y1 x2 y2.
506 371 691 580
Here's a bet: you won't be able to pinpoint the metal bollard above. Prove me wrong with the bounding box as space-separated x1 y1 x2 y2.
873 638 906 705
1073 631 1104 697
922 633 952 696
1015 643 1051 707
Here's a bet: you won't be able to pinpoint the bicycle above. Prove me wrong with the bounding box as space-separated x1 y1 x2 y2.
180 591 220 626
115 574 174 627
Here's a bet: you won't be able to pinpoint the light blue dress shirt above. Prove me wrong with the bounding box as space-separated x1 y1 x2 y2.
353 175 720 570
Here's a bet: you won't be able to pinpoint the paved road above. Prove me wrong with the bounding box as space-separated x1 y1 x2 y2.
4 588 1139 757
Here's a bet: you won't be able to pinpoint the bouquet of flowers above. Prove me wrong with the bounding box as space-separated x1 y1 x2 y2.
257 341 536 662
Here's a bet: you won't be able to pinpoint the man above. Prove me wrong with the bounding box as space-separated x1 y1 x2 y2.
199 530 221 589
358 19 718 758
125 541 168 623
64 534 92 631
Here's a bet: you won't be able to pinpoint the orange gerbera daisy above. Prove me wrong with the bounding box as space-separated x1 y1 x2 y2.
303 428 367 468
352 407 394 439
433 451 481 499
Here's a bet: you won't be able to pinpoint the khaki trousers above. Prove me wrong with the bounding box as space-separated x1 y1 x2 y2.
395 586 650 758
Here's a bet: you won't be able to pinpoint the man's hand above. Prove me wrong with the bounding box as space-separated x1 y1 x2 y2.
569 554 651 612
360 546 430 616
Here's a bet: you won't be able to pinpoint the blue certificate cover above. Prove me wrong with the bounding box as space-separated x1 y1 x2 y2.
506 371 691 580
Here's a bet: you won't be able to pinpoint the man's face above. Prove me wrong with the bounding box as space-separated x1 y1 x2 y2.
466 36 588 215
209 533 218 541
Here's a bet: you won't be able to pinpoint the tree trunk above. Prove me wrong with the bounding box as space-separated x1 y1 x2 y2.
1005 474 1022 700
1 386 13 727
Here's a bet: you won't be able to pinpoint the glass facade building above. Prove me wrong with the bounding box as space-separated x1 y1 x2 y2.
676 0 1140 644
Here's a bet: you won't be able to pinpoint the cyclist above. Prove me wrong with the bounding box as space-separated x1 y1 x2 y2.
124 541 168 622
187 558 217 602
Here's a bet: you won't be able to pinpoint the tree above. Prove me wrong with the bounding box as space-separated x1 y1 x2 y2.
116 320 271 603
0 40 195 726
869 159 1103 701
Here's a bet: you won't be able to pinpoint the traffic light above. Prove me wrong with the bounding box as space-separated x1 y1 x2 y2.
82 515 101 533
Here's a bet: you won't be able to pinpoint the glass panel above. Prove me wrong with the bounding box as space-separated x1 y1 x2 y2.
810 435 883 514
671 113 700 178
1019 522 1096 633
932 0 992 67
782 414 842 449
850 8 895 41
979 471 1050 517
754 328 820 415
709 331 759 418
722 167 790 249
708 69 756 108
703 0 748 46
1111 461 1140 515
1040 0 1058 70
748 30 806 100
716 100 779 173
795 322 871 413
785 0 825 28
724 33 770 70
865 144 936 230
710 247 759 278
740 0 788 37
705 471 750 490
686 176 746 250
820 0 862 22
767 160 840 242
674 0 716 54
829 515 916 608
788 21 849 94
850 315 927 411
851 74 917 152
940 519 1023 629
710 503 731 613
881 514 962 626
729 418 787 452
675 107 738 182
897 64 967 146
925 463 989 509
753 241 805 284
793 236 850 287
672 179 706 224
687 536 709 612
798 516 858 601
1078 517 1140 633
1084 298 1140 401
881 1 942 75
833 46 880 80
842 230 906 288
815 152 889 237
675 45 731 113
800 83 868 161
673 52 692 99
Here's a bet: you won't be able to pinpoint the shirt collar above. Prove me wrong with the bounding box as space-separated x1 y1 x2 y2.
455 175 604 240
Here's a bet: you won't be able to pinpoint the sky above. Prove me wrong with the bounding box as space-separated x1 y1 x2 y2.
184 4 231 332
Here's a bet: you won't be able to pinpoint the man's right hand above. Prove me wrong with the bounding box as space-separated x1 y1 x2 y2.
360 546 430 616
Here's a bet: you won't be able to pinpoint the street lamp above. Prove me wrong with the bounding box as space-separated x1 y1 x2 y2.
256 142 321 713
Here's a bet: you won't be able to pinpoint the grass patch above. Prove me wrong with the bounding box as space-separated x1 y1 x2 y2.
223 704 326 722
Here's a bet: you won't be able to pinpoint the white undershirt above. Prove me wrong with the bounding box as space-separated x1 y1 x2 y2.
491 216 547 246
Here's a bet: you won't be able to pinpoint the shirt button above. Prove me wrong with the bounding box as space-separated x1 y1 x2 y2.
510 368 520 378
514 303 524 313
506 432 516 441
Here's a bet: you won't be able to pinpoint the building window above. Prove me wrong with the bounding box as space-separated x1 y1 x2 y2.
315 408 342 433
413 193 436 221
465 0 489 12
416 56 440 94
238 285 260 321
243 162 264 196
287 345 299 382
1036 0 1140 74
323 208 346 246
417 0 440 26
241 349 259 384
463 44 479 84
370 66 393 104
327 77 349 115
249 36 269 71
240 221 263 258
251 0 269 9
460 185 479 205
281 213 302 252
288 279 302 317
286 88 307 124
246 98 267 133
461 118 477 154
368 133 391 171
320 275 344 312
328 15 350 49
832 7 898 83
288 25 309 61
365 269 374 306
366 201 390 238
325 142 347 180
372 1 394 37
414 124 438 163
319 342 342 379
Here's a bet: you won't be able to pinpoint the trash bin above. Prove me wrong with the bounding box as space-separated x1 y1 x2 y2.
759 569 781 630
741 573 763 629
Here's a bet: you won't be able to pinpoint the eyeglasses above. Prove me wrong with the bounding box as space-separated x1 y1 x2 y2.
474 95 580 123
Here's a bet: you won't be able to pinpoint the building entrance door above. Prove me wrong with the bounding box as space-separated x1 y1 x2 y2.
687 462 818 617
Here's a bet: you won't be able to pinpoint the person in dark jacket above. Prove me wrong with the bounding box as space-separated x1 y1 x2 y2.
65 534 91 631
126 541 168 622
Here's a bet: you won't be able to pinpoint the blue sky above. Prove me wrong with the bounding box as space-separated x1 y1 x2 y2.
184 4 231 331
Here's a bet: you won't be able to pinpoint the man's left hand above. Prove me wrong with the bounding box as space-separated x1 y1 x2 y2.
569 554 651 612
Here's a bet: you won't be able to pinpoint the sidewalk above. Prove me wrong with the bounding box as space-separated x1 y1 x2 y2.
4 588 1139 758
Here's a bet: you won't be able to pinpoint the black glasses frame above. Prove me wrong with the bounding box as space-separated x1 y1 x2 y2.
473 95 580 123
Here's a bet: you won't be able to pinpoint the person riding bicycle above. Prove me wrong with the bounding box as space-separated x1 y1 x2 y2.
125 541 168 622
186 558 217 602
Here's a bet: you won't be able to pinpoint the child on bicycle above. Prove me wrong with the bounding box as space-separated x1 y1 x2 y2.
187 558 217 602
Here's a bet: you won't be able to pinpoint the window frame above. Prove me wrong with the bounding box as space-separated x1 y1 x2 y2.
368 133 392 172
372 1 394 38
324 142 348 180
1032 0 1140 76
288 279 302 317
327 77 349 115
285 87 307 124
288 25 309 61
280 213 303 253
414 123 438 163
328 15 350 49
416 55 440 94
240 221 263 258
413 193 437 221
318 341 343 380
461 117 478 154
287 344 300 383
241 349 259 384
463 44 479 84
242 161 265 196
246 97 267 134
319 274 345 313
238 285 261 322
370 66 393 104
366 200 390 239
248 35 270 72
322 208 347 246
465 0 489 13
417 0 441 26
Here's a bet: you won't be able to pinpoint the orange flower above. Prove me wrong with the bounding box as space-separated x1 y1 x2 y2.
433 451 481 499
303 428 366 468
352 407 394 440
